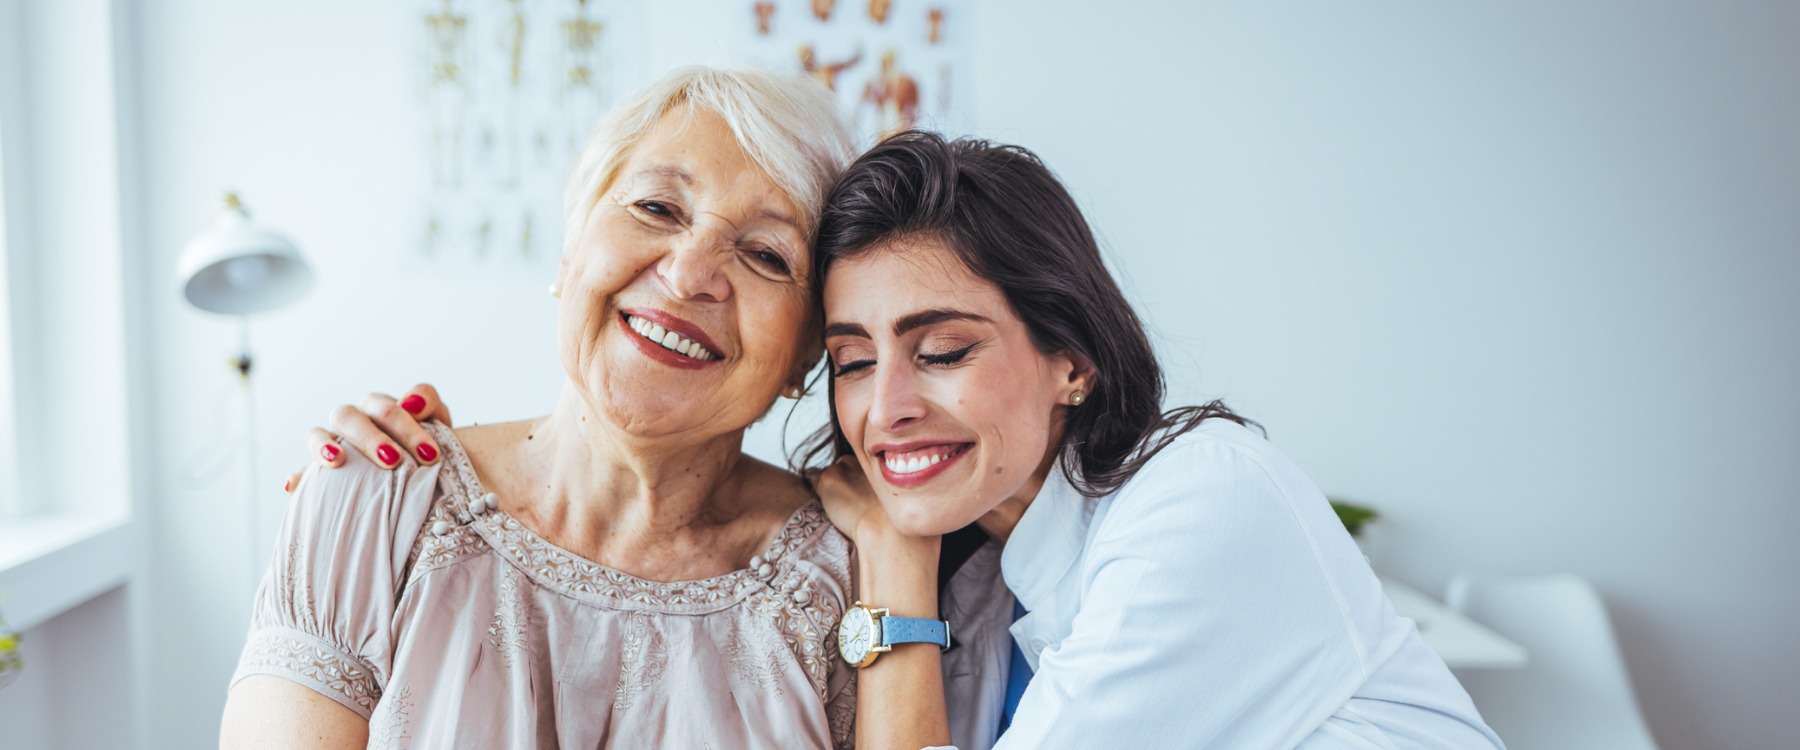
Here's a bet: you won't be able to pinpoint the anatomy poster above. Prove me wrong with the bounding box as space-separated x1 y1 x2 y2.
740 0 971 147
407 0 646 275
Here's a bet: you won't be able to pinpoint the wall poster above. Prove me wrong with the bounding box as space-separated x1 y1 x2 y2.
407 0 646 276
402 1 967 276
739 0 971 147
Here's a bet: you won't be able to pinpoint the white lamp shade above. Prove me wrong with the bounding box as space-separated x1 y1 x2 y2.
177 203 314 315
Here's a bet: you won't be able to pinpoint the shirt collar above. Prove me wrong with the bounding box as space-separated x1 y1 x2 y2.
999 462 1092 613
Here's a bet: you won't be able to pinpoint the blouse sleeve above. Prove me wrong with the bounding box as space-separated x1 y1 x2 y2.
229 449 439 719
992 437 1370 749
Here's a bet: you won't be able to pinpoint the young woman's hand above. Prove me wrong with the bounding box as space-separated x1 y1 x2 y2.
812 456 941 581
811 456 893 547
813 459 950 750
281 384 453 493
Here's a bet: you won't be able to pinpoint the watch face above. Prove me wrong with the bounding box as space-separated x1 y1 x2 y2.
838 607 876 666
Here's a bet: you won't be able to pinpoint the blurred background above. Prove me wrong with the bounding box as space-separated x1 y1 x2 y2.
0 1 1794 748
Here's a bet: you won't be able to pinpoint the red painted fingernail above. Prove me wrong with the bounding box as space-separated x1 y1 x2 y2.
417 443 438 462
376 444 400 466
321 444 341 462
401 394 427 415
282 477 294 492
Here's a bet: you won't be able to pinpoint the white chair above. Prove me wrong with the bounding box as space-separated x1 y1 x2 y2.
1444 573 1659 750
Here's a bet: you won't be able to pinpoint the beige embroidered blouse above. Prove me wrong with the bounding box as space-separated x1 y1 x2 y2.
232 422 857 749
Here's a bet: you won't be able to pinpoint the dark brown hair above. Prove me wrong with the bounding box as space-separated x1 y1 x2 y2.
792 131 1253 498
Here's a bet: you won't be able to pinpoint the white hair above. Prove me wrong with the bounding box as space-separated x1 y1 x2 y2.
563 66 856 249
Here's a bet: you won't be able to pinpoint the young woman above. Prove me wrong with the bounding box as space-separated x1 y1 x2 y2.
303 132 1504 749
805 132 1504 749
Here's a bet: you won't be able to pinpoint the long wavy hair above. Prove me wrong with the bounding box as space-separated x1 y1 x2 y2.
791 131 1254 498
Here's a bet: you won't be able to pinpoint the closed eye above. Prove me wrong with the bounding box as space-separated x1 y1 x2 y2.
832 359 874 377
920 343 977 366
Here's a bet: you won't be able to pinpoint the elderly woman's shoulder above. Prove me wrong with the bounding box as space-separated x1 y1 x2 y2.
737 454 854 589
735 453 827 527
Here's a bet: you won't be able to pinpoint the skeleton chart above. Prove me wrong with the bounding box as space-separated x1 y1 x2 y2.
409 0 645 275
739 0 971 149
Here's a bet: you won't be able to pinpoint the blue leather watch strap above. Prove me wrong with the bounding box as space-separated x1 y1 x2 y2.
879 615 951 650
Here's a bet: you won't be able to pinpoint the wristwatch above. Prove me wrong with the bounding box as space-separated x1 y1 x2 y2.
837 602 951 668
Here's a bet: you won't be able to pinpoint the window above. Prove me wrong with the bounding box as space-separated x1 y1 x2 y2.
0 15 17 520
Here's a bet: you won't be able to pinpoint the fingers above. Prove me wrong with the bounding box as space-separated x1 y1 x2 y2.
328 401 407 469
399 383 453 428
313 384 451 473
356 392 442 467
307 427 346 468
820 455 864 483
282 469 303 494
811 457 863 497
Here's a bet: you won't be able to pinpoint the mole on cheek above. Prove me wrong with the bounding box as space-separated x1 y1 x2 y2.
994 467 1003 475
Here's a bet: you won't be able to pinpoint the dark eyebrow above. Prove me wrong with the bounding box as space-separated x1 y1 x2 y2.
895 309 991 336
824 322 869 339
824 309 991 341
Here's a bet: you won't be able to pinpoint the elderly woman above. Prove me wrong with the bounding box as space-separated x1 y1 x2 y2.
220 66 861 749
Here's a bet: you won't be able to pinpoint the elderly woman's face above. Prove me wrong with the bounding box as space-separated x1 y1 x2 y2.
557 106 815 440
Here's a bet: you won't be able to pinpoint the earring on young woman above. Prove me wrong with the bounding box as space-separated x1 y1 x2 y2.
1070 389 1086 406
782 385 805 399
548 282 562 299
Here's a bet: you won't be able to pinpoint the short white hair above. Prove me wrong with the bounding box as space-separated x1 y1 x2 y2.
564 66 855 248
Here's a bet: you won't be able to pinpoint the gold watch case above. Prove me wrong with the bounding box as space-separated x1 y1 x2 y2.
837 602 892 668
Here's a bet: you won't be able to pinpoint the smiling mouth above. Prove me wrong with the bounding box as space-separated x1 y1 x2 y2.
882 444 968 474
875 443 972 487
622 312 721 361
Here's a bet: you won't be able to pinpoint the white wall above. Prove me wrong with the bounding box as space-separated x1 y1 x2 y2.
961 4 1798 748
28 1 1790 748
0 590 134 749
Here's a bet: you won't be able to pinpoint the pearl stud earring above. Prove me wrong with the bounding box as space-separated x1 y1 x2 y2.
548 282 562 299
1070 389 1086 406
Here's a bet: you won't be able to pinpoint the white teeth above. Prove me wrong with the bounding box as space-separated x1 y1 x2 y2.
624 314 715 361
884 450 949 475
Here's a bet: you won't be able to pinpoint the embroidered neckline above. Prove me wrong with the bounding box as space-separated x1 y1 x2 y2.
421 421 830 613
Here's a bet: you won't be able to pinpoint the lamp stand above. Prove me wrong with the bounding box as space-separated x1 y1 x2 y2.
235 316 263 607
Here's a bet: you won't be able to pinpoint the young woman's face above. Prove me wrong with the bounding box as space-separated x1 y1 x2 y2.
824 237 1087 536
